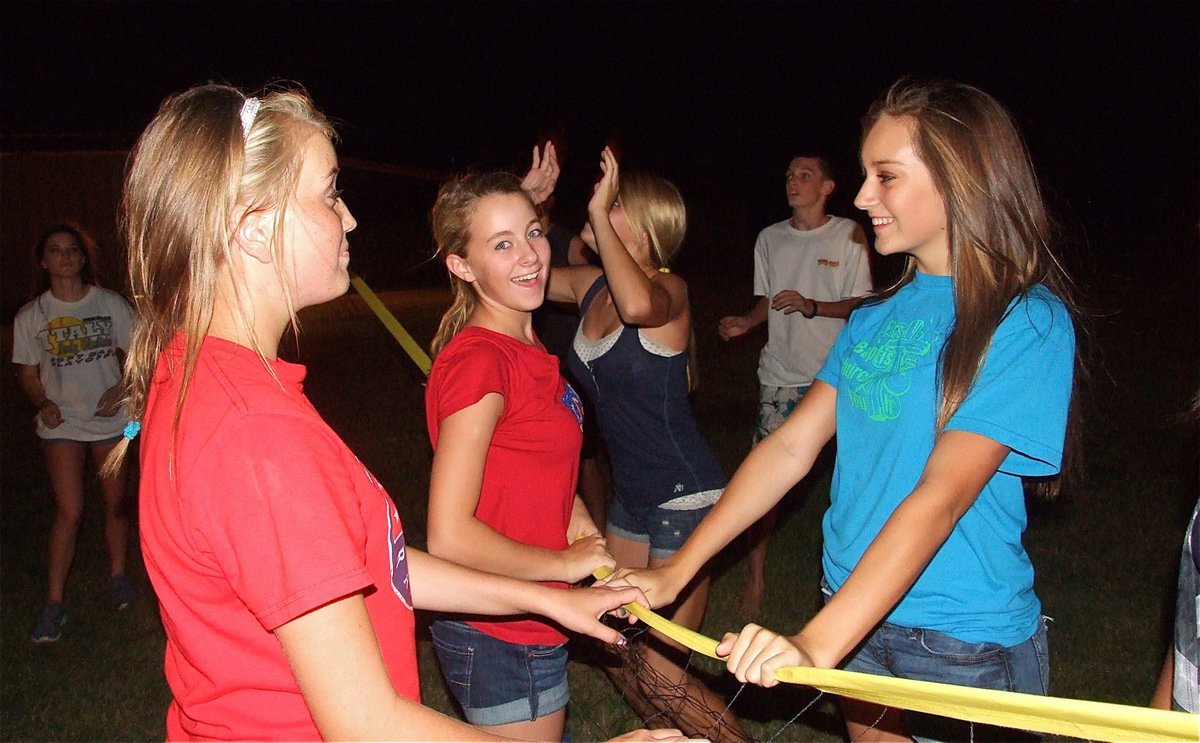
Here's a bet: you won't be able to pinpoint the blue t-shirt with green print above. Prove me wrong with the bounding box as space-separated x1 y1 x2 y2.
815 271 1074 646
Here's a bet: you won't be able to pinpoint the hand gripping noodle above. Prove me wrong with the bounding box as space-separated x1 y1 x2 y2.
592 566 1197 742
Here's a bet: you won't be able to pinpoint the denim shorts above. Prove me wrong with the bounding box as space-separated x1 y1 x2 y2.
842 618 1050 695
607 497 712 559
429 620 569 726
823 582 1050 740
822 581 1050 694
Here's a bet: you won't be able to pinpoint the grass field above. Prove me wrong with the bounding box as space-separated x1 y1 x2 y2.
2 267 1196 741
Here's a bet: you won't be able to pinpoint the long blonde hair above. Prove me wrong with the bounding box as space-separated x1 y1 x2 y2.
619 172 687 269
429 172 536 356
864 79 1082 494
103 83 334 475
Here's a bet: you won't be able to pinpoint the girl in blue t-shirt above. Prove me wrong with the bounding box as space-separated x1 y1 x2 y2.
616 79 1081 740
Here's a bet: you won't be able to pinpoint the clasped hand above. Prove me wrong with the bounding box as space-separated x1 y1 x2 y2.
717 623 812 688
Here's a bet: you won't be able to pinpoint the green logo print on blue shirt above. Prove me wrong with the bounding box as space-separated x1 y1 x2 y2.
842 319 941 421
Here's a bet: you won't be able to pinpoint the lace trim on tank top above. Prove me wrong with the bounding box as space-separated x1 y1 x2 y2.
573 326 683 363
660 488 722 510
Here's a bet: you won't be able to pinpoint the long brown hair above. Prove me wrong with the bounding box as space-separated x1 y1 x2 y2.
103 83 334 476
429 172 536 356
864 79 1083 495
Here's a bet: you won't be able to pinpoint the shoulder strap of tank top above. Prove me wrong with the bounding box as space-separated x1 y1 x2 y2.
579 274 608 313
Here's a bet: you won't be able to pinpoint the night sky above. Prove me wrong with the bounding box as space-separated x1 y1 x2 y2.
4 1 1198 276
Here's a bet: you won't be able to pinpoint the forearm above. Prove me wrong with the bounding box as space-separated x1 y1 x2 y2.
408 547 565 617
811 296 865 320
1149 651 1174 709
795 430 1007 668
276 595 511 741
427 516 570 582
590 210 670 325
667 421 824 583
794 483 961 667
17 366 49 407
744 296 768 327
568 495 601 539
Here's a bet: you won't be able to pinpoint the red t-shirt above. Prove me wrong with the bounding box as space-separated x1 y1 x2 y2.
140 336 418 741
426 327 584 646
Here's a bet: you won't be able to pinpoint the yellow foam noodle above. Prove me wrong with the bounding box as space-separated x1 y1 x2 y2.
350 275 433 376
592 566 1198 741
773 666 1197 742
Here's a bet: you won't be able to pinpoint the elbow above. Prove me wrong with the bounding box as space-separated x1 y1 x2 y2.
424 523 457 560
621 297 671 327
617 299 655 325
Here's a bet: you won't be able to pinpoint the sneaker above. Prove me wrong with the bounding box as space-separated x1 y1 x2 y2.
109 574 135 611
31 602 67 643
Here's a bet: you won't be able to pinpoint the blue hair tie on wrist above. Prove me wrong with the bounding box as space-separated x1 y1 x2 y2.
123 421 141 441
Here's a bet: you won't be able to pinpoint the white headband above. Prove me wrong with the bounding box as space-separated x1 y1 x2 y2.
240 97 261 140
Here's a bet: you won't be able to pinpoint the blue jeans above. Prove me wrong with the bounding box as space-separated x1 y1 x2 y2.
825 582 1050 740
429 620 569 726
842 619 1050 695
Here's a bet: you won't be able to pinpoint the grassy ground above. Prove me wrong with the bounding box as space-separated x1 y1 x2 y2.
1 267 1196 741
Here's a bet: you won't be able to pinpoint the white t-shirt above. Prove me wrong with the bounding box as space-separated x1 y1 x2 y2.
753 215 873 387
12 287 134 440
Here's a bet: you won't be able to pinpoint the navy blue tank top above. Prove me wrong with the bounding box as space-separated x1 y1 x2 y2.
567 276 726 518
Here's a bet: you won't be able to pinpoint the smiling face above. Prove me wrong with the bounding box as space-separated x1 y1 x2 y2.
448 192 550 315
283 132 357 309
40 231 86 281
855 115 949 275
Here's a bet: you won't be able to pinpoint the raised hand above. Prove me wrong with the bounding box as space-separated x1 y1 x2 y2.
520 141 560 206
716 623 811 688
588 146 621 219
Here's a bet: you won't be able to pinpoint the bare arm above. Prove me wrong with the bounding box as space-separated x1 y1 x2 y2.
278 587 678 741
770 292 865 320
568 494 602 541
17 363 62 428
426 394 614 583
547 263 603 306
407 547 639 644
566 234 589 266
588 148 676 328
719 429 1012 686
277 595 507 741
718 296 768 340
1149 650 1174 709
614 382 838 606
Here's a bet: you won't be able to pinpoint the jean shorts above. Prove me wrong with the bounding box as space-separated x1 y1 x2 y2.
429 620 569 726
607 497 712 559
824 582 1050 740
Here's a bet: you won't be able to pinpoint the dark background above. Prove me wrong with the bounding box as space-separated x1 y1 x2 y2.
2 1 1198 297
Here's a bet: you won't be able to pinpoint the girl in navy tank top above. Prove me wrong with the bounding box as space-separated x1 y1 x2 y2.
549 148 746 736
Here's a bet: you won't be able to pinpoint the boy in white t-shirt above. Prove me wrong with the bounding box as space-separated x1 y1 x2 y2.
718 155 873 616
